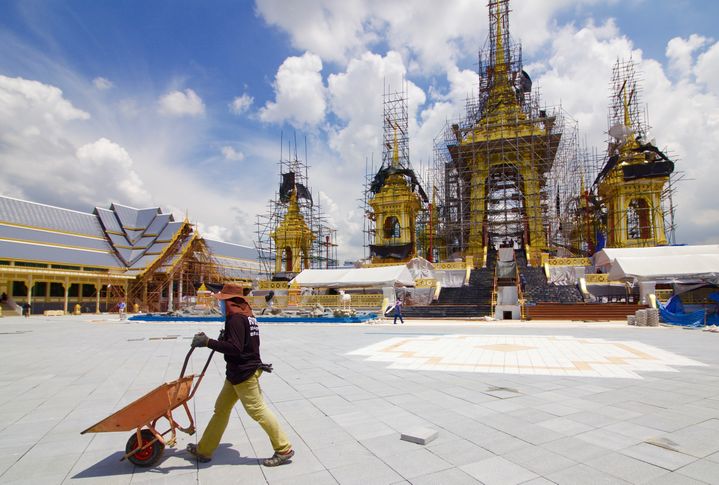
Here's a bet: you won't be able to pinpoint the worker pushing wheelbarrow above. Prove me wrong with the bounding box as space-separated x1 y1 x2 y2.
82 283 295 468
81 343 217 466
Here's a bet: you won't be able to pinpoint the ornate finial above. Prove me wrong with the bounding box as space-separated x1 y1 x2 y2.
494 3 506 73
621 84 639 151
288 188 300 214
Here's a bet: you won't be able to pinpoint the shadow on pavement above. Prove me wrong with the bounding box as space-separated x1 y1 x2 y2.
72 444 257 479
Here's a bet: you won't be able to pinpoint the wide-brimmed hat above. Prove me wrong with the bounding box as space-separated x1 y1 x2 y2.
214 283 250 300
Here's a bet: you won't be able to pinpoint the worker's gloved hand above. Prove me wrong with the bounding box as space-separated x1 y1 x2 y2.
191 332 209 348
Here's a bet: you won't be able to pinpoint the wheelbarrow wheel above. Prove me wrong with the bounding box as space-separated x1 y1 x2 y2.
126 429 164 467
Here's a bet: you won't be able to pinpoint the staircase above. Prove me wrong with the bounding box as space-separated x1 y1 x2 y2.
402 250 496 319
517 249 583 304
527 303 646 321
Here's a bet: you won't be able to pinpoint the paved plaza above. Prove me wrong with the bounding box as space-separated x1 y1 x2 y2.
1 315 719 484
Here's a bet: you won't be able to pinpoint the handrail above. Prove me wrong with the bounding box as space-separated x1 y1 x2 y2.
490 267 498 318
515 265 526 320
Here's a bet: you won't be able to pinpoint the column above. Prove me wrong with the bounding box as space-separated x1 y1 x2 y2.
167 279 174 312
95 283 101 314
63 277 69 314
468 170 486 259
27 275 33 306
143 282 148 311
275 252 282 274
123 282 129 310
178 271 183 310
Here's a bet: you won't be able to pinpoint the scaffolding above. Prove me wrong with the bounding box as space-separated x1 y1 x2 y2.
592 59 679 248
422 0 591 264
362 83 428 262
255 135 338 279
126 224 226 313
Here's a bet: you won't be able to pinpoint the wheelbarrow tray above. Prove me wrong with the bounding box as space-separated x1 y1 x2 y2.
82 375 195 434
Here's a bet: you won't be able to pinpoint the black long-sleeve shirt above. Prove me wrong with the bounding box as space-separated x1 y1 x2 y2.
208 313 261 384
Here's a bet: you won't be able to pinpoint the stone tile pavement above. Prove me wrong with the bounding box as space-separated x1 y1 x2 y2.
1 315 719 484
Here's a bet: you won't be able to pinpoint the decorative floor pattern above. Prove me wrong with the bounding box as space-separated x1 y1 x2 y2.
348 334 706 379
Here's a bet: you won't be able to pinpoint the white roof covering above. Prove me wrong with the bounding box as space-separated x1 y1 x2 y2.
595 245 719 268
290 265 415 288
597 245 719 283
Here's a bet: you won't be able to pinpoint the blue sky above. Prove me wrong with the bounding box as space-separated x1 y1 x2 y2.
1 0 718 261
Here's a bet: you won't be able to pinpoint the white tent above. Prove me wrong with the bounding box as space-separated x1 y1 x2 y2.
290 265 415 288
595 245 719 284
594 245 719 270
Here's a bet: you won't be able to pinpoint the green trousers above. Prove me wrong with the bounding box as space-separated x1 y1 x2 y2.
196 370 292 457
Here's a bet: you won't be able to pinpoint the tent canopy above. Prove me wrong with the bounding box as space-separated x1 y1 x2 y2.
290 265 415 288
597 245 719 283
595 245 719 269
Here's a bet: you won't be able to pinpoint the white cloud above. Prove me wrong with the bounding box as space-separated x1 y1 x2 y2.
524 20 719 245
0 75 156 209
93 76 113 90
75 138 152 205
0 74 89 125
229 93 253 114
533 19 637 150
666 34 709 76
221 145 245 161
327 50 424 171
695 41 719 94
255 0 372 64
158 88 205 117
259 52 326 127
256 0 609 71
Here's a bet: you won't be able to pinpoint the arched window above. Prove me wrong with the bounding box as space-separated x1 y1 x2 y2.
627 198 651 239
383 216 401 239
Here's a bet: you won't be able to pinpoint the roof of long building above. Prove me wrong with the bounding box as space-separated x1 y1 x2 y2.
0 195 262 277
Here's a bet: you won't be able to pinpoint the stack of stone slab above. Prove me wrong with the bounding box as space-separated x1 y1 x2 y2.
630 308 659 327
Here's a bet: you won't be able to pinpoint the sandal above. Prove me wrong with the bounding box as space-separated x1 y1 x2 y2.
186 443 211 463
263 449 294 467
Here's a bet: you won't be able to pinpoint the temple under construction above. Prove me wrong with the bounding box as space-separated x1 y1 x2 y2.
421 0 588 267
353 0 682 321
363 85 428 265
255 136 338 280
412 0 678 267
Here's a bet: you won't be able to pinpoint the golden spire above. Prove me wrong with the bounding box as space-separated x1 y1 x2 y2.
483 0 523 124
391 124 399 168
288 188 300 214
621 84 639 151
494 5 506 76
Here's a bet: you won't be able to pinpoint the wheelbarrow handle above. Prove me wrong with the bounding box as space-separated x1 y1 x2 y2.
180 346 216 379
179 347 195 379
179 345 216 400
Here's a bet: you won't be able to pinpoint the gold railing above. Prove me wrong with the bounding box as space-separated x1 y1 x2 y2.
654 289 673 302
546 258 592 266
257 280 289 290
250 294 384 309
414 278 436 288
584 274 609 284
433 262 467 270
584 274 626 285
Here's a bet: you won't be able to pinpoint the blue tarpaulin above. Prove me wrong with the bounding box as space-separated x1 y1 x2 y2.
658 295 719 327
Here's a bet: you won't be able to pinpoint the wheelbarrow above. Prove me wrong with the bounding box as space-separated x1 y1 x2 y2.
81 346 215 467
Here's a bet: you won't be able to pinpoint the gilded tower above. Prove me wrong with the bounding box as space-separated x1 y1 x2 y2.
366 88 427 264
271 189 315 273
445 0 561 266
595 60 674 248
